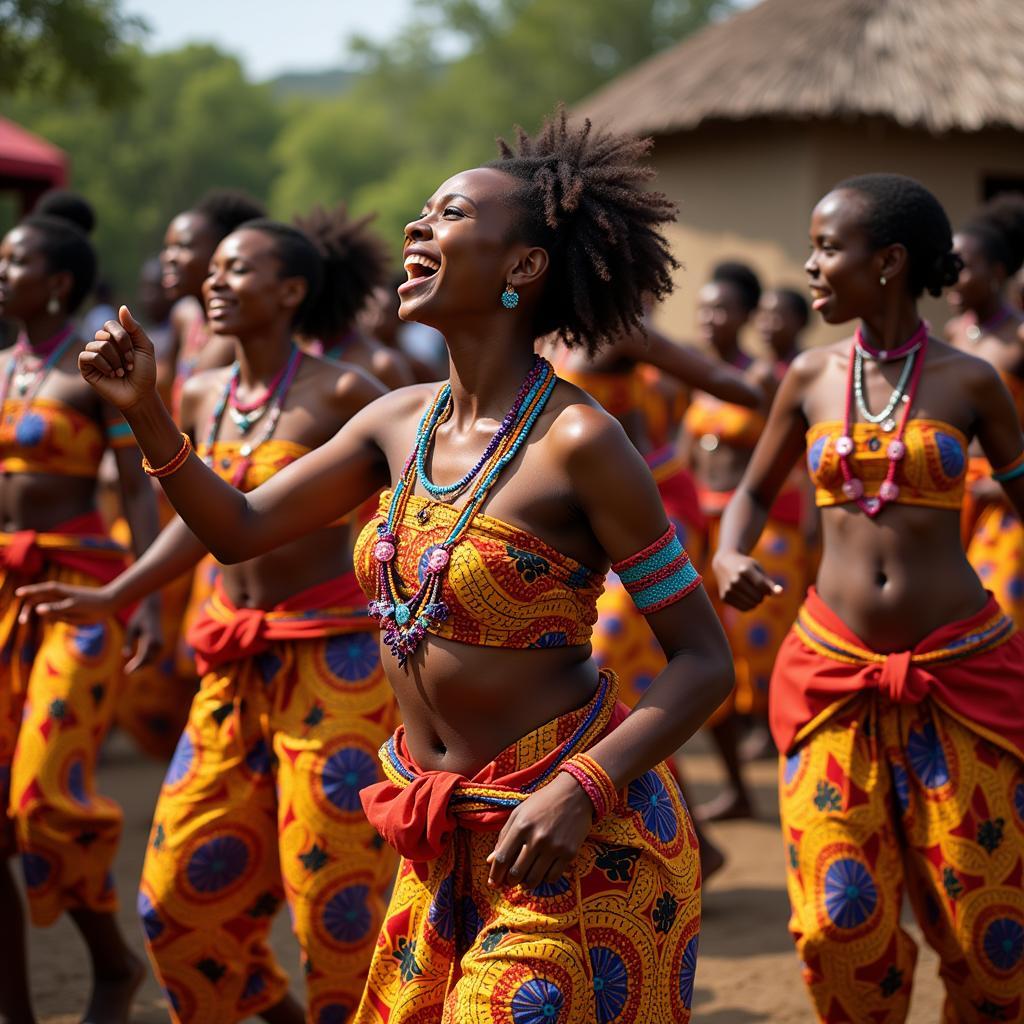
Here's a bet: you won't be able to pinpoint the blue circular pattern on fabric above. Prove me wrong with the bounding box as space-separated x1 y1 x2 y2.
934 432 965 478
73 623 106 658
1009 576 1024 601
891 762 910 813
984 917 1024 970
531 874 571 898
322 747 378 812
603 616 624 637
318 1005 352 1024
254 650 282 684
531 632 568 648
748 623 770 648
678 933 699 1010
67 759 86 803
783 751 802 785
459 895 484 949
21 852 51 889
807 435 827 473
768 534 788 556
186 835 249 893
824 858 877 928
590 946 628 1023
245 738 272 775
907 723 950 789
627 771 678 842
323 884 371 943
1014 783 1024 825
428 873 455 941
136 889 164 941
324 632 379 681
165 731 194 787
15 413 45 447
242 969 266 999
510 977 564 1024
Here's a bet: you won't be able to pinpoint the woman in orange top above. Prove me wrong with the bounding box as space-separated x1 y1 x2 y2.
683 262 809 822
714 173 1024 1022
64 109 734 1024
947 196 1024 626
0 207 160 1023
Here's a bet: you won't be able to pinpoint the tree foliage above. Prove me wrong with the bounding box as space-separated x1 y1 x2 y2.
0 0 144 105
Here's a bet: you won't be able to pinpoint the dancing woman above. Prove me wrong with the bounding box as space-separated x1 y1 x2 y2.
66 110 733 1023
0 210 160 1022
20 220 396 1024
714 173 1024 1022
947 197 1024 626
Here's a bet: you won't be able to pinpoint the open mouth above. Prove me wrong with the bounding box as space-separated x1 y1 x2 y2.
399 253 440 294
808 285 831 311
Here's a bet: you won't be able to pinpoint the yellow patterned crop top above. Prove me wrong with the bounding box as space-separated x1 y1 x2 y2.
0 397 132 478
198 439 311 493
805 419 968 510
682 393 765 451
353 491 604 648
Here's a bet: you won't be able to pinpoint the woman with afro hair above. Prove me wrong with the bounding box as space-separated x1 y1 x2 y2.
714 174 1024 1022
947 195 1024 628
62 107 734 1023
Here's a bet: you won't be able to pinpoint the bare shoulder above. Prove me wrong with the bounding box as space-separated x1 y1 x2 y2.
179 364 231 431
544 379 636 466
931 336 1006 394
790 340 845 382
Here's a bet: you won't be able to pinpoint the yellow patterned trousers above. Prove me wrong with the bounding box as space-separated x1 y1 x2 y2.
967 501 1024 630
780 694 1024 1023
138 631 398 1024
0 564 123 925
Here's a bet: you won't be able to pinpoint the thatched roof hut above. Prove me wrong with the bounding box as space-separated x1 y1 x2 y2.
579 0 1024 345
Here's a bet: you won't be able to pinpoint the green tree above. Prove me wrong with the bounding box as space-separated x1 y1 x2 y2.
0 0 144 104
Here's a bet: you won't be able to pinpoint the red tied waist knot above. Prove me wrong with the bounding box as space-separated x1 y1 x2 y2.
2 531 43 576
874 650 929 703
192 606 271 670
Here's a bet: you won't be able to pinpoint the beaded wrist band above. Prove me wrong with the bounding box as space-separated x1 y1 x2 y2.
559 753 618 822
993 451 1024 484
612 525 701 614
142 433 193 479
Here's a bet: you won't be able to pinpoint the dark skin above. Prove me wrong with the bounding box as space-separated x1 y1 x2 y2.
358 283 443 383
300 327 415 392
713 189 1024 652
68 166 734 894
685 280 775 498
19 227 386 1024
0 224 160 1024
158 212 235 402
755 290 806 372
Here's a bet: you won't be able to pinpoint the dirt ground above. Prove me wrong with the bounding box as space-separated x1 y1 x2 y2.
24 730 944 1024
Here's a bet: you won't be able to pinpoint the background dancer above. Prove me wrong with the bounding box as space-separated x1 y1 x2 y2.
66 108 734 1024
714 173 1024 1023
0 205 159 1024
20 219 397 1024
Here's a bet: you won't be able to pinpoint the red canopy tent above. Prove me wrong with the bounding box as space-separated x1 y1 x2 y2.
0 116 68 215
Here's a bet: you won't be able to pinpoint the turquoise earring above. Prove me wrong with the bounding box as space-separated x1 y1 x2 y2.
501 283 519 309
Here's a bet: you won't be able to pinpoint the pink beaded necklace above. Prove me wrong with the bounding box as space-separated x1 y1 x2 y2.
835 327 929 518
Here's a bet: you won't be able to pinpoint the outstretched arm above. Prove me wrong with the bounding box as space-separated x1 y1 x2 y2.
80 307 391 564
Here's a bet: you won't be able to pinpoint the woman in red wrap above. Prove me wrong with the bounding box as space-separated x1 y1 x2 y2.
0 208 160 1021
21 219 396 1024
714 173 1024 1023
63 109 734 1024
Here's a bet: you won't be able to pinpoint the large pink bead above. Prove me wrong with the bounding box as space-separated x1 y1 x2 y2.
374 540 396 563
879 480 900 502
886 440 906 461
427 547 450 571
835 435 855 457
841 477 864 500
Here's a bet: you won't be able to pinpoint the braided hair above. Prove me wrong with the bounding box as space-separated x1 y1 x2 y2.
292 204 389 341
835 174 961 298
489 106 678 355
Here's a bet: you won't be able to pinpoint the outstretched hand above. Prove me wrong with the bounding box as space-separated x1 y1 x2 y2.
79 305 158 410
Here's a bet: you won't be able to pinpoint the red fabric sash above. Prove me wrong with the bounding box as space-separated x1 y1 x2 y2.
0 512 127 585
699 485 803 527
361 671 627 864
770 587 1024 758
187 572 373 674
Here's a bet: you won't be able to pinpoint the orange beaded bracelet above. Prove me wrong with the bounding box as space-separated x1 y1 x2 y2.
142 432 193 479
559 753 618 821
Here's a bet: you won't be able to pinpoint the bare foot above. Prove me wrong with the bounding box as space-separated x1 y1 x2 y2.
81 954 144 1024
739 723 776 762
697 788 754 823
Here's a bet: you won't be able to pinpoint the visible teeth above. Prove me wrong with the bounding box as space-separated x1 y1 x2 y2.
404 254 440 272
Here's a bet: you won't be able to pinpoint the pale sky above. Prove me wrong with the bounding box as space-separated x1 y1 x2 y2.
123 0 426 79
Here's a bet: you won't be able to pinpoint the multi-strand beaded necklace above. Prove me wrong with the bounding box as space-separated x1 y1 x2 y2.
835 322 927 518
370 355 556 665
202 343 303 487
0 325 77 415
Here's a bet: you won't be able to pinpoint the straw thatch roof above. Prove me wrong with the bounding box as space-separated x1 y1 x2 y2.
579 0 1024 136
